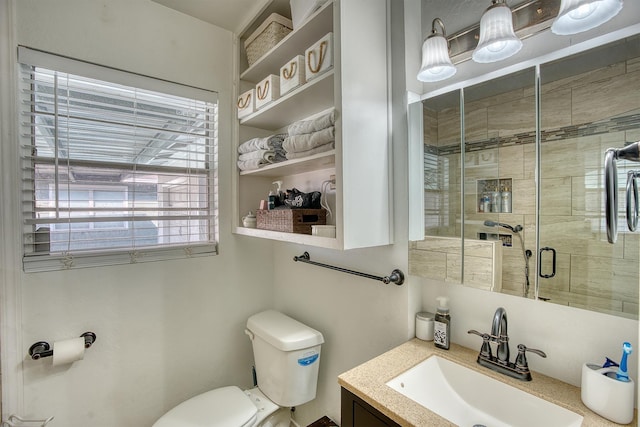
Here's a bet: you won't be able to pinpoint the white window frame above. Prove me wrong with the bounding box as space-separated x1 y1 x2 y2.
18 47 219 272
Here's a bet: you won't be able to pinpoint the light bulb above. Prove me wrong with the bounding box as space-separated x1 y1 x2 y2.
472 1 522 64
417 19 457 82
552 0 623 35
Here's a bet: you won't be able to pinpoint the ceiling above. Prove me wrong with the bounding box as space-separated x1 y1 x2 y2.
151 0 272 33
151 0 488 37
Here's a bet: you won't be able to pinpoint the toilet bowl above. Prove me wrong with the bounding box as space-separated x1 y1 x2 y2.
153 310 324 427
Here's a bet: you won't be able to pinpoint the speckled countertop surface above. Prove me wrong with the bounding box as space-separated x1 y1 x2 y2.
338 339 637 427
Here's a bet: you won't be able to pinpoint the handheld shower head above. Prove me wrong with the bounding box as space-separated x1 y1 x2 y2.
483 220 522 233
484 219 529 297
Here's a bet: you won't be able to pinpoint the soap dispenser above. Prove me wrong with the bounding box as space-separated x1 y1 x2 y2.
434 296 451 350
268 188 276 210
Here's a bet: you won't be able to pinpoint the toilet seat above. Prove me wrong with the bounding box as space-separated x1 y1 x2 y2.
153 386 258 427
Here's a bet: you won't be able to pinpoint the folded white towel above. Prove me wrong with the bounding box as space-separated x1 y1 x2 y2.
283 126 335 153
285 142 335 160
238 134 286 154
237 158 268 171
287 109 335 136
238 149 275 162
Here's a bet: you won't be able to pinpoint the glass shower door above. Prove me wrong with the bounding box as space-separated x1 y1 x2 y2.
538 36 640 318
463 69 537 297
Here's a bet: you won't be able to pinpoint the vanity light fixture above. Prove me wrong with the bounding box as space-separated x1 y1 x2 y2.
417 18 457 82
551 0 623 35
472 0 523 63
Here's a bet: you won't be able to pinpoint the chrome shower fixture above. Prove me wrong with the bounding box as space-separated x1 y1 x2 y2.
483 220 523 233
484 220 531 298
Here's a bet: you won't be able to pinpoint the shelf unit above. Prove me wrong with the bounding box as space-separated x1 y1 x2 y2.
240 70 334 130
240 1 334 83
240 150 335 178
233 0 391 250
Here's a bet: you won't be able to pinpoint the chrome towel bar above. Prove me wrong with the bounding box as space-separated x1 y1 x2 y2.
626 171 640 232
293 252 404 285
605 148 619 243
604 141 640 244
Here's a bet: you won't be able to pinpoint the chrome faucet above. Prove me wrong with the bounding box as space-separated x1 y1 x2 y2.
468 307 547 381
491 307 509 364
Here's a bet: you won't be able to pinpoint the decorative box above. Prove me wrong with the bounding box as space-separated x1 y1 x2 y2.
255 75 280 110
280 55 306 95
237 89 255 119
305 32 333 81
256 208 327 234
244 13 293 66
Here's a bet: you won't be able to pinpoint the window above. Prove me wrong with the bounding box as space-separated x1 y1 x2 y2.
18 47 218 271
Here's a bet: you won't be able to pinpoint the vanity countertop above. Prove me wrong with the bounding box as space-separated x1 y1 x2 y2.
338 338 637 427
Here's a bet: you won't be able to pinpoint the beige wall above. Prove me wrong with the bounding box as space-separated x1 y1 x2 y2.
3 1 418 426
6 1 276 425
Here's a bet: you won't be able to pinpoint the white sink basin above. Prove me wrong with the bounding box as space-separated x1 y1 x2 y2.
386 356 583 427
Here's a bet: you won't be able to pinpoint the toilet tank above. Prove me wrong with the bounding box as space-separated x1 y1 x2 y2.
246 310 324 407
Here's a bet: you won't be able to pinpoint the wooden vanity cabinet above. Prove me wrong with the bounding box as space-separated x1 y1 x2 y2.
341 388 401 427
234 0 392 250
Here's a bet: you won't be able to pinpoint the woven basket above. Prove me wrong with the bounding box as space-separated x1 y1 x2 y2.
245 14 293 66
256 209 326 234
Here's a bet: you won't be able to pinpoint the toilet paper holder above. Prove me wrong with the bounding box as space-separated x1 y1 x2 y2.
28 331 96 360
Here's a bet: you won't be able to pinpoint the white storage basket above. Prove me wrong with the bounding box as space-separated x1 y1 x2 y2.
244 14 293 66
255 75 280 110
237 89 255 119
305 32 333 80
280 55 306 95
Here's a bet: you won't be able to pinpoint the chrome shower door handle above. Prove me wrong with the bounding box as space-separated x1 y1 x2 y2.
538 247 556 279
626 171 639 232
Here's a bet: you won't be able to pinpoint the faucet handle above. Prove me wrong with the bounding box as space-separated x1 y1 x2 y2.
468 330 492 359
515 344 547 371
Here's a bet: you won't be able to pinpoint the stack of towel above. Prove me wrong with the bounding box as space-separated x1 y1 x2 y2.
237 134 287 171
284 109 335 160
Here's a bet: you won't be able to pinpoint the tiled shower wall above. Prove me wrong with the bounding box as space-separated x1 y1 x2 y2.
421 51 640 318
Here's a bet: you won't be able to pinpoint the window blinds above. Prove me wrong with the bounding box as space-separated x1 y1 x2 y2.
18 47 219 271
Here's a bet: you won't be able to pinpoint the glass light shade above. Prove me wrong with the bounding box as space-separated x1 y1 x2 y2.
551 0 623 35
472 2 523 63
417 35 456 82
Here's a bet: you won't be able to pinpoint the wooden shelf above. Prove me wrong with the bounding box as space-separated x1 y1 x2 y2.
240 150 335 177
240 1 334 83
235 226 341 249
239 70 334 130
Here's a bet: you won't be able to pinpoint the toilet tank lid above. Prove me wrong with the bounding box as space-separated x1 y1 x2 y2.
247 310 324 351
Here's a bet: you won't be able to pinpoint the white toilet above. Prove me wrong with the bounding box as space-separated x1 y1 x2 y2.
153 310 324 427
